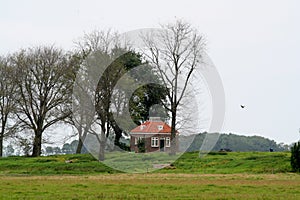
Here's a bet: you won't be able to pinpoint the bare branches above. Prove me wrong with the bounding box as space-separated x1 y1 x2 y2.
10 46 78 156
0 55 21 156
142 20 206 155
75 29 120 56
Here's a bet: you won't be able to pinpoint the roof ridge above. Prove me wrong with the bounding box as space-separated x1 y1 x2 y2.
130 119 172 133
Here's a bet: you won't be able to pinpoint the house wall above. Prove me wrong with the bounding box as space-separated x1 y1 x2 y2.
130 134 177 153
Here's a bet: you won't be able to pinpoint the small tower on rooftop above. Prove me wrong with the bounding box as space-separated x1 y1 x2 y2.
149 116 162 122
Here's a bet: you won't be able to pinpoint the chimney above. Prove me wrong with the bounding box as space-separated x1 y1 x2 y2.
149 117 162 122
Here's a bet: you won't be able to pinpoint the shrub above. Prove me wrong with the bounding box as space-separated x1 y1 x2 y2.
291 141 300 172
137 138 145 153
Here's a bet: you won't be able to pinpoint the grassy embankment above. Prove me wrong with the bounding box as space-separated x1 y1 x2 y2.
0 151 292 175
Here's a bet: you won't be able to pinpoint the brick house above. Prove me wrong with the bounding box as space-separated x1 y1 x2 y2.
129 117 179 153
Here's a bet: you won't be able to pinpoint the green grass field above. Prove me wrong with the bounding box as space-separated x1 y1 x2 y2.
0 152 299 199
0 151 292 175
1 173 300 199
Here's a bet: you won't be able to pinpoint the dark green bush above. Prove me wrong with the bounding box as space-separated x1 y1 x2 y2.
291 141 300 172
137 138 145 153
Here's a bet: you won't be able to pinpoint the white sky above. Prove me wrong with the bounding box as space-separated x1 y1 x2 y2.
1 0 299 144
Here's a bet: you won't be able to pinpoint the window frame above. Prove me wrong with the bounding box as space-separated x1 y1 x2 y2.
151 137 159 147
166 137 170 147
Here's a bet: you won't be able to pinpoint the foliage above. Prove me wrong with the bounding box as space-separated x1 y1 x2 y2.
137 138 145 153
117 141 130 152
129 83 168 124
75 31 168 159
291 141 300 172
182 133 289 152
45 146 53 155
62 143 73 154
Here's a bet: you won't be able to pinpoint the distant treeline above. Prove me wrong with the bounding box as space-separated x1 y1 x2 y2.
180 133 290 152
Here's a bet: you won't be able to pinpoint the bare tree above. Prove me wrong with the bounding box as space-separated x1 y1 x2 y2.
142 20 206 155
67 69 97 154
73 30 119 160
0 55 18 157
11 46 78 157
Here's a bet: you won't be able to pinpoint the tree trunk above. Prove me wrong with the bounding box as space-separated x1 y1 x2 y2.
0 117 6 157
0 133 3 157
76 130 88 154
170 108 177 156
76 128 84 154
98 124 106 161
76 139 84 154
111 122 122 147
98 140 105 161
32 130 42 157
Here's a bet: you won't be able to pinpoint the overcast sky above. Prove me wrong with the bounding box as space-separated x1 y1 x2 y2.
1 0 299 144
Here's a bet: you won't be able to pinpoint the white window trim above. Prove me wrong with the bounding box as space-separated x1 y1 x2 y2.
151 137 159 147
134 137 138 145
166 137 170 147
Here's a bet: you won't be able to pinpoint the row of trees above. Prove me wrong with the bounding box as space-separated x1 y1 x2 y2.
0 20 206 159
2 140 84 156
182 133 290 152
0 43 164 158
0 47 79 157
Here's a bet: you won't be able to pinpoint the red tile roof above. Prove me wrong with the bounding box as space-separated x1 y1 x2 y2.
130 120 172 134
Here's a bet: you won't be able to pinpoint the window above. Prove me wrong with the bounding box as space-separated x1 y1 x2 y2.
134 137 143 145
166 137 170 147
151 137 159 147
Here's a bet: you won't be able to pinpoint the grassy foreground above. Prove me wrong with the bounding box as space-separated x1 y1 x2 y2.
1 173 300 199
0 152 299 199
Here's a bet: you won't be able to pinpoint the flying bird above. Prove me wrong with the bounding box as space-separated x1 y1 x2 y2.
240 105 245 109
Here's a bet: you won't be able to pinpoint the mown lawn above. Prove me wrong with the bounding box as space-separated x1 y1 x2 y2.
1 173 300 199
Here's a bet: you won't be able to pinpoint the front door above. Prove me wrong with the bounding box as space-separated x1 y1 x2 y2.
160 138 165 151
